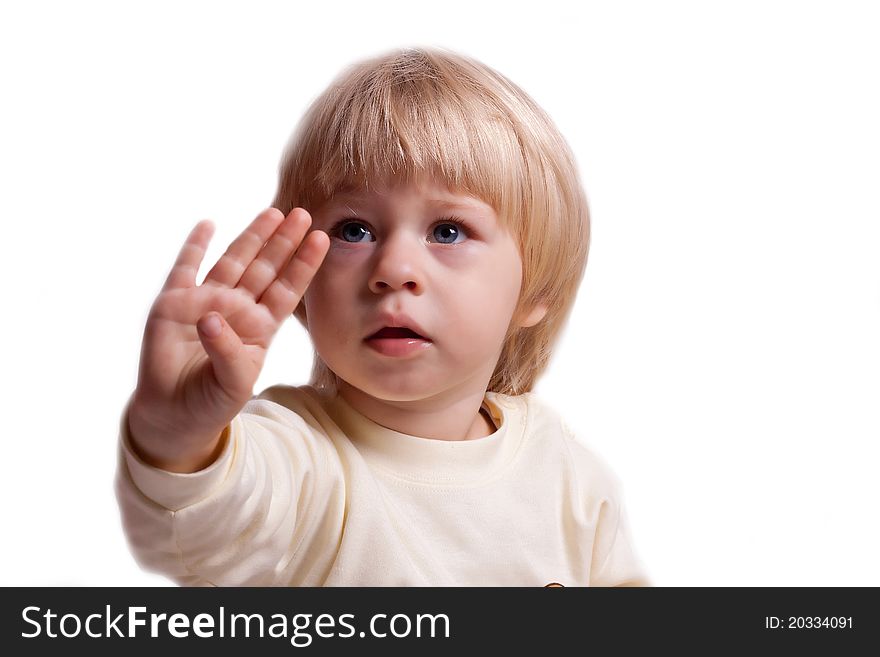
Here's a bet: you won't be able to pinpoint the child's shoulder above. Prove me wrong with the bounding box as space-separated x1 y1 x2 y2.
242 384 335 433
251 383 323 408
491 390 623 494
486 389 577 442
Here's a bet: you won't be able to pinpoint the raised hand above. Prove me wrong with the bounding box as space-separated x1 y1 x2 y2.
127 208 330 473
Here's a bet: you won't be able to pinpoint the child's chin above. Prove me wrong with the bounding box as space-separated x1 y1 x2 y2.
338 373 441 403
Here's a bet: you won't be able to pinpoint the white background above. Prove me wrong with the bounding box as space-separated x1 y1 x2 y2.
1 0 877 586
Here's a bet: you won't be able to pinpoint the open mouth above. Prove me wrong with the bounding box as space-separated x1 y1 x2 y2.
367 327 428 340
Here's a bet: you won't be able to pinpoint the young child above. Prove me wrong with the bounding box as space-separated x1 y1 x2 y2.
116 47 649 586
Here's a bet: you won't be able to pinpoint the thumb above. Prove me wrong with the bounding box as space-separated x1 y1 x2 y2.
196 312 253 401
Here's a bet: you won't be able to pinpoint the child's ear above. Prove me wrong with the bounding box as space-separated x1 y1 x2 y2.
516 302 548 328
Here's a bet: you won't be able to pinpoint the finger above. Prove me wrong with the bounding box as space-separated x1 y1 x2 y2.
259 229 330 324
162 220 215 291
202 208 286 288
196 312 255 402
236 208 313 299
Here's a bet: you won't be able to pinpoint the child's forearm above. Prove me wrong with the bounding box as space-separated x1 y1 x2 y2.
117 393 336 586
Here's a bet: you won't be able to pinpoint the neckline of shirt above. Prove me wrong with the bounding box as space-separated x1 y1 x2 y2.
317 389 528 486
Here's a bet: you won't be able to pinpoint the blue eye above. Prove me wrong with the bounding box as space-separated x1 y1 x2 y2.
330 217 470 244
335 221 374 243
431 220 467 244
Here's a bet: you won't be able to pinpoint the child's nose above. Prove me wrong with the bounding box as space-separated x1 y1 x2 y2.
368 232 424 294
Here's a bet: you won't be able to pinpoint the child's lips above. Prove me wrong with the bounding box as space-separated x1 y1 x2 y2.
364 313 432 342
364 326 433 357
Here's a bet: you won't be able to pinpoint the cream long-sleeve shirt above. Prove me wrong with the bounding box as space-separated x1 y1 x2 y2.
116 385 648 586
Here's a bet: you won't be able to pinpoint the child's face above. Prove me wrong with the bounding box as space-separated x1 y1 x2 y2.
304 178 535 403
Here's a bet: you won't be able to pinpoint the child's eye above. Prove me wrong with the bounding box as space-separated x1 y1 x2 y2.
429 217 468 245
328 217 470 245
331 220 375 243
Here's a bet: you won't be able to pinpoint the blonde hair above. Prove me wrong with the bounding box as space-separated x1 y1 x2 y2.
272 47 590 395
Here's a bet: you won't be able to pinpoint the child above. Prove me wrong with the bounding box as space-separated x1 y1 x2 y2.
116 47 649 586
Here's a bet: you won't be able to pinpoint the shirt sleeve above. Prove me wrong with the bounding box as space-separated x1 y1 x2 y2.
115 396 346 586
557 415 651 587
588 490 651 587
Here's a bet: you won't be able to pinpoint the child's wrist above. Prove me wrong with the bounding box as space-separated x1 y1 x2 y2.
127 405 230 473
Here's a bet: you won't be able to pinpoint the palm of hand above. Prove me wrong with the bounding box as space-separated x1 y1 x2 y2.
144 284 276 414
133 207 330 438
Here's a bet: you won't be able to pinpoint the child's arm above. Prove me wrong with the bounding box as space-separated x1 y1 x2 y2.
127 208 329 473
590 495 651 587
117 389 347 586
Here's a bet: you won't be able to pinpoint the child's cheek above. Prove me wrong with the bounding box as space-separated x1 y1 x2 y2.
306 245 367 297
322 243 372 268
433 242 484 267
